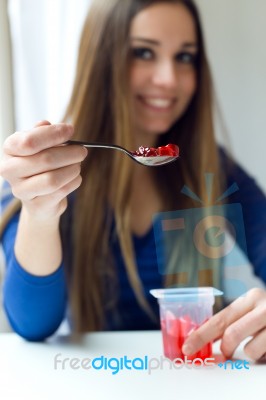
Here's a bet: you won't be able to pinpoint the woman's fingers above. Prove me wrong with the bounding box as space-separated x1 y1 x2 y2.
183 288 266 360
3 123 74 156
0 121 88 220
244 328 266 360
220 303 266 358
182 292 254 356
1 145 87 181
24 174 83 219
12 163 83 201
34 120 52 128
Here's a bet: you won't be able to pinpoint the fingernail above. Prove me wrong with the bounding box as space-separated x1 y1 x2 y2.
82 147 88 157
182 343 194 355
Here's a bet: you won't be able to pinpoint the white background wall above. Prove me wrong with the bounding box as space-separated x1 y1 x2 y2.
0 0 266 192
196 0 266 191
0 0 14 153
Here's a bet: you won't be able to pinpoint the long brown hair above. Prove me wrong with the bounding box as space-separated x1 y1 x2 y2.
63 0 224 332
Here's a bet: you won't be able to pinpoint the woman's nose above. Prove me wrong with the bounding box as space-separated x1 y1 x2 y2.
151 61 178 89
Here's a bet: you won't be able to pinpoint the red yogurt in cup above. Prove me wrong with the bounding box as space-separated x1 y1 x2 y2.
150 287 223 362
161 313 212 361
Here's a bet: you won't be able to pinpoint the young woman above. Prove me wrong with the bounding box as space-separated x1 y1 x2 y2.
1 0 266 360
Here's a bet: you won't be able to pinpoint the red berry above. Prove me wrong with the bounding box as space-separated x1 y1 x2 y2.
132 143 179 157
145 147 158 156
165 144 179 156
158 146 171 156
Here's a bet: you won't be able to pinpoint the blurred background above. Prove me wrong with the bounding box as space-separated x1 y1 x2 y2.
0 0 266 330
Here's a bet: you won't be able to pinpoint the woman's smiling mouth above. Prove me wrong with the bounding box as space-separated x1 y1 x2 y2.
137 95 177 111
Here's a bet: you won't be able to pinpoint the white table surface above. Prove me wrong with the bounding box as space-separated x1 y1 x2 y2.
0 330 265 400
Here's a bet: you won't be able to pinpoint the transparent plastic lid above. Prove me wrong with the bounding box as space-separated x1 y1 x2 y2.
150 287 223 302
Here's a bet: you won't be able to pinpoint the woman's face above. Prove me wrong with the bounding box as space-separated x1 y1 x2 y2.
129 2 198 144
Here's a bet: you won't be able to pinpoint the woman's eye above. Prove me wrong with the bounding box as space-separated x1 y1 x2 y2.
176 52 197 65
132 47 153 60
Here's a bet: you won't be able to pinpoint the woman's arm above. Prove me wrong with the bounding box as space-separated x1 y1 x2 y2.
0 121 87 340
0 121 86 276
15 207 63 276
2 210 67 341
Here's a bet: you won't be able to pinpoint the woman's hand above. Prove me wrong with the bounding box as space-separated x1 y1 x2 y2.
0 120 87 220
182 288 266 361
0 121 88 275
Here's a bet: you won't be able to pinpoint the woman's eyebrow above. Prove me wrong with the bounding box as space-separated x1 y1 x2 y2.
182 43 198 50
130 37 198 50
130 37 160 46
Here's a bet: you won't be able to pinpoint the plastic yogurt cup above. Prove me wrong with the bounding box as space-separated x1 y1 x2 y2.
150 287 223 361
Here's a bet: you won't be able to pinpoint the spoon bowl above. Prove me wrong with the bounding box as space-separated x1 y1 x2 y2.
66 140 179 167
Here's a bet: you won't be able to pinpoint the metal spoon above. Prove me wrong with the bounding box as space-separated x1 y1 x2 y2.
66 140 179 167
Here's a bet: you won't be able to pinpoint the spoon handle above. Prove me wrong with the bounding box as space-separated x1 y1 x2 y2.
65 140 132 155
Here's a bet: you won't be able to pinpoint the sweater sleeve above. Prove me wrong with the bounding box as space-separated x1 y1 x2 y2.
222 150 266 283
1 184 67 341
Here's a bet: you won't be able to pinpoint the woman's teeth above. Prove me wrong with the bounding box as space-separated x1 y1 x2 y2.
141 97 174 108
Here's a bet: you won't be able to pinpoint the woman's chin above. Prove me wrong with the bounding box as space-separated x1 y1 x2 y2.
140 125 173 137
